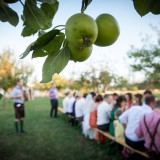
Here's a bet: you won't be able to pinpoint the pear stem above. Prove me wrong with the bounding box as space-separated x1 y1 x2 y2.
53 25 65 30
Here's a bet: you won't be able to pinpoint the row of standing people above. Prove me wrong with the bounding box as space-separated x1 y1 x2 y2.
63 90 160 160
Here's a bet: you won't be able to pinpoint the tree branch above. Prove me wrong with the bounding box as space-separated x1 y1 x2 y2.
19 0 24 6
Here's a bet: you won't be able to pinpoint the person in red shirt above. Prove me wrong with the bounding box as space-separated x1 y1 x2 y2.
89 94 103 128
89 94 103 142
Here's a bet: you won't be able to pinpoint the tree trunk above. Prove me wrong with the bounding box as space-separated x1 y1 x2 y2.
96 85 99 93
103 85 107 93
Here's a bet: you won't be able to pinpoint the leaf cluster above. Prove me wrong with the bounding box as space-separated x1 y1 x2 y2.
20 28 70 83
0 0 59 36
0 0 159 83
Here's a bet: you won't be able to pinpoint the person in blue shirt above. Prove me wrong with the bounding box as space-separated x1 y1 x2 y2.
10 79 26 135
49 83 58 118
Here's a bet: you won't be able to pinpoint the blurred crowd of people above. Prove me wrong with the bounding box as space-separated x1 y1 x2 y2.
62 89 160 160
9 80 160 159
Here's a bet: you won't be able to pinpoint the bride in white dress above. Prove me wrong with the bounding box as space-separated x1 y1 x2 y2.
82 93 96 139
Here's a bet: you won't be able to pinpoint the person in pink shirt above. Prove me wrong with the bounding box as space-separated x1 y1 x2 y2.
136 100 160 160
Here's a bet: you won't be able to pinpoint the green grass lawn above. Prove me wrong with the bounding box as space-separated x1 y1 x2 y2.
0 97 124 160
155 93 160 99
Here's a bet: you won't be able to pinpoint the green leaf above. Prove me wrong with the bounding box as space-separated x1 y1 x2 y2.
133 0 160 16
133 0 150 16
20 42 35 59
150 0 160 14
0 93 3 99
21 26 38 37
81 0 92 13
21 15 24 21
32 33 65 58
3 0 18 4
41 45 70 83
38 30 46 37
41 1 59 19
37 0 57 4
32 49 48 58
31 29 60 50
0 0 19 26
23 0 51 31
20 29 60 59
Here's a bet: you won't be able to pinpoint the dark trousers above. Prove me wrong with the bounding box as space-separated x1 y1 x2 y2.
14 103 25 119
147 149 160 160
125 136 145 151
71 119 78 126
76 116 83 122
97 123 110 132
50 99 58 118
68 113 78 126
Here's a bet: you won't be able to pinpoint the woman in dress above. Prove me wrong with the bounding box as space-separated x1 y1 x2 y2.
89 94 103 141
109 96 127 136
82 92 96 139
89 95 103 128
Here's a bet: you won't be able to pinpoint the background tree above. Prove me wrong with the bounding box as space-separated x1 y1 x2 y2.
98 70 112 92
0 49 33 108
32 81 52 92
52 74 71 90
128 26 160 89
33 74 70 92
71 64 112 93
112 76 129 90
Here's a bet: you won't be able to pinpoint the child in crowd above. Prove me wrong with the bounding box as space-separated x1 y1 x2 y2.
114 108 130 158
114 108 125 142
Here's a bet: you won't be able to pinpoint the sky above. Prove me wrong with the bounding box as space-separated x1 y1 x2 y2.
0 0 160 83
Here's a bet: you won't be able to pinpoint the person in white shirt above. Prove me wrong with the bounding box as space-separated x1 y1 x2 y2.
119 95 155 151
75 92 85 121
62 89 70 114
97 94 113 131
67 92 76 115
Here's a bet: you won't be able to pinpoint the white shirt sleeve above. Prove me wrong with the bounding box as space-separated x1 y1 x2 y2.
63 98 68 113
106 104 112 115
119 109 130 125
9 88 18 97
81 99 85 116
